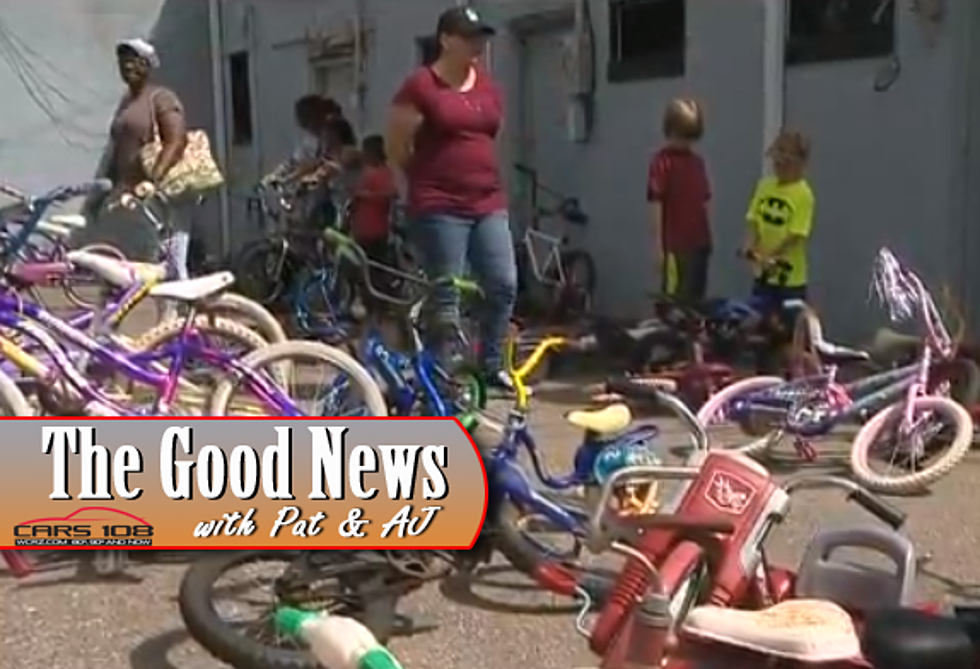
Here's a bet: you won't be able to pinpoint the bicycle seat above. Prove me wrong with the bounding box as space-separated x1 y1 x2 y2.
47 214 87 229
36 220 73 238
66 251 166 288
862 608 974 669
682 599 861 662
149 271 235 303
564 403 632 435
795 305 870 363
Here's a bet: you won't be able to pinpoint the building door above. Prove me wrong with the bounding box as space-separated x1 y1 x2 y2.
516 26 576 232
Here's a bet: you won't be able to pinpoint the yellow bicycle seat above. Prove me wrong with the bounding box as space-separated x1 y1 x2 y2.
564 403 633 435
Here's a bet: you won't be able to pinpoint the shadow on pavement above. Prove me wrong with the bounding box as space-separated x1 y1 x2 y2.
6 551 215 589
130 627 190 669
439 564 580 616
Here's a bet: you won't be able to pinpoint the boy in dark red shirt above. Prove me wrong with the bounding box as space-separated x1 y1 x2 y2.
351 135 398 294
647 98 712 304
352 135 397 253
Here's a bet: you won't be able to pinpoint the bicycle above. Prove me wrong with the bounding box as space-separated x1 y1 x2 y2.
0 180 126 308
116 189 288 345
474 335 710 589
698 247 974 494
591 257 803 409
512 163 597 325
319 271 487 418
173 341 700 669
558 402 916 668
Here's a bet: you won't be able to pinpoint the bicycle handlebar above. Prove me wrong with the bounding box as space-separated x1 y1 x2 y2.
602 376 708 452
0 179 112 261
782 474 906 529
505 336 570 411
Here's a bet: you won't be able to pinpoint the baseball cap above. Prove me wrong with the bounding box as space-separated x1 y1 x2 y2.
436 6 496 38
116 38 160 68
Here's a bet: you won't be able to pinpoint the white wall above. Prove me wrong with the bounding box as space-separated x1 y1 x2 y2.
226 0 971 338
0 0 213 195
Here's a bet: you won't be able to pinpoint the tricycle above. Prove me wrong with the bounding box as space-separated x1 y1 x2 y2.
566 379 973 669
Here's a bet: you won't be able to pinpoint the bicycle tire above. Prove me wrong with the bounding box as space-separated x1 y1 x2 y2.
850 395 972 494
554 248 597 319
231 238 293 305
178 551 402 669
202 292 288 346
696 375 786 456
208 340 387 416
0 367 34 416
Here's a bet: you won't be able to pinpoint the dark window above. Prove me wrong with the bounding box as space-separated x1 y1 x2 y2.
228 51 253 145
608 0 685 83
787 0 895 65
417 36 439 65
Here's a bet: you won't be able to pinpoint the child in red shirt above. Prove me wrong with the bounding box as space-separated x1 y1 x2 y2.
647 98 712 304
352 135 398 257
351 135 399 296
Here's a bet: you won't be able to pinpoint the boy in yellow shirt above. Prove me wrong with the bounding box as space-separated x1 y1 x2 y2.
742 131 814 372
743 131 814 309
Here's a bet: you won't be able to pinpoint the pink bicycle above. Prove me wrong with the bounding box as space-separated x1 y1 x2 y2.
697 248 974 495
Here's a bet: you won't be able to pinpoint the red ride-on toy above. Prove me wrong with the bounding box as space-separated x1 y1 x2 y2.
566 379 971 669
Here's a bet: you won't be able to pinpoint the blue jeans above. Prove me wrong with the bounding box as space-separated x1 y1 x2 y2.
412 210 517 372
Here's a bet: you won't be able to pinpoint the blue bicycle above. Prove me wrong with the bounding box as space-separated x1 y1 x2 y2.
467 338 708 585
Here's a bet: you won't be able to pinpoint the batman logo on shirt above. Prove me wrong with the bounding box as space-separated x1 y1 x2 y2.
759 196 791 227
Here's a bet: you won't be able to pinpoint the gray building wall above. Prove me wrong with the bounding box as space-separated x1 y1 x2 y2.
222 0 977 341
0 0 214 258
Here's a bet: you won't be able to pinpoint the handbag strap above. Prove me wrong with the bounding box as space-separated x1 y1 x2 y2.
147 87 162 144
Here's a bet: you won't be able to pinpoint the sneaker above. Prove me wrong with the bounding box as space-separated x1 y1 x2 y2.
485 370 533 397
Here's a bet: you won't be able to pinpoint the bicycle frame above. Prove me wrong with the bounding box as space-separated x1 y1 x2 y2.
521 227 566 286
735 248 954 439
736 362 921 437
0 267 167 380
0 293 306 416
487 406 661 538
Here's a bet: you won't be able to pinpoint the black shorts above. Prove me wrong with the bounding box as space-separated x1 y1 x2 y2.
662 248 711 304
750 280 808 338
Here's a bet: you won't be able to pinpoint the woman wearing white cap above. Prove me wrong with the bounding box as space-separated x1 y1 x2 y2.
85 38 191 275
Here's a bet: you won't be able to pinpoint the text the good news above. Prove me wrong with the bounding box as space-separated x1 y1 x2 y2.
1 418 485 549
42 425 449 502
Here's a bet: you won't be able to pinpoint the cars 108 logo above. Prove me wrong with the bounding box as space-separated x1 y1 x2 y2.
14 507 154 547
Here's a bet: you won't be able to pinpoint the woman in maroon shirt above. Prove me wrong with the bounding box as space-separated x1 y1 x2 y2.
386 7 519 392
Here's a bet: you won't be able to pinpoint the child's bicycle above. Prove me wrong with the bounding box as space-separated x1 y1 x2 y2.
698 247 975 494
512 162 597 325
312 257 488 418
592 254 801 408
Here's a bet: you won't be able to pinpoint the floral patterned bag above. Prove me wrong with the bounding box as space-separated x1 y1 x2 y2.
140 90 224 197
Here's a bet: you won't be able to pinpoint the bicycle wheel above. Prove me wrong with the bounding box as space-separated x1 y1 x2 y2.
0 367 34 416
209 340 387 417
199 292 289 346
179 550 413 669
549 248 597 321
850 395 972 494
232 238 294 305
696 375 786 456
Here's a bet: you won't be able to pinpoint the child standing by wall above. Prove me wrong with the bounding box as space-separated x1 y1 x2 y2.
647 98 712 304
743 130 814 311
743 130 815 372
351 135 399 295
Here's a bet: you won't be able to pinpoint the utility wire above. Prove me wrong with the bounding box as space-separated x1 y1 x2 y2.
0 15 104 149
